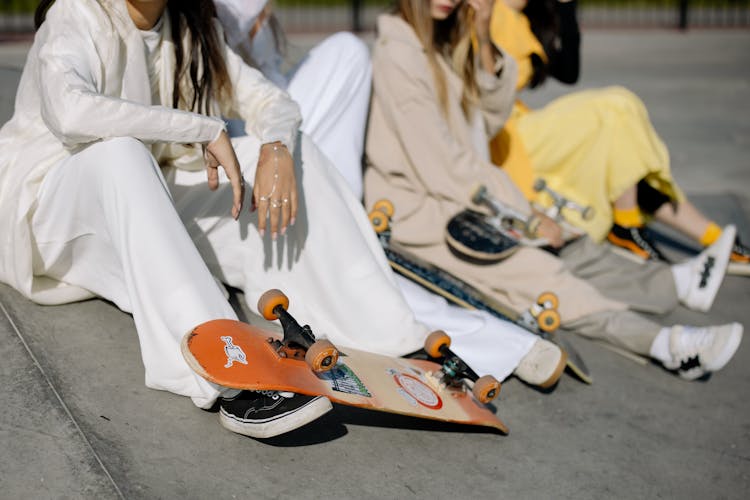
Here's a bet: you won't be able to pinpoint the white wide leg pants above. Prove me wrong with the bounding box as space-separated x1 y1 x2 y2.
31 133 536 409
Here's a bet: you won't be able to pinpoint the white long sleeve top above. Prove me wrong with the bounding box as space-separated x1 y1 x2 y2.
0 0 301 304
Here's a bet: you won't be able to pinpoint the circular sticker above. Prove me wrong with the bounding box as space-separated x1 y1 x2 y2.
393 373 442 410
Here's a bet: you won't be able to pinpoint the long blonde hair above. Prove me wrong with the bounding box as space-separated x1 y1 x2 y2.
395 0 478 118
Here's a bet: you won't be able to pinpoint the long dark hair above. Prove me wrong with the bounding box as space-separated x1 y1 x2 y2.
522 0 558 88
35 0 232 116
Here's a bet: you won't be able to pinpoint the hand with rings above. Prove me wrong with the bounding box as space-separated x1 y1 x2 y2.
253 142 298 239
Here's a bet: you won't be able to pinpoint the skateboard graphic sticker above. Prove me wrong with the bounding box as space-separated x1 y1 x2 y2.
221 336 248 368
318 362 372 398
390 369 443 410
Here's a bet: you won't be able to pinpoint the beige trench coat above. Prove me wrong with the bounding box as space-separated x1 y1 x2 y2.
0 0 300 304
364 14 625 322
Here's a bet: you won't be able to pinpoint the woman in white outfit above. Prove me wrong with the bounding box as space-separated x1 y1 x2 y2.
0 0 548 439
215 0 560 389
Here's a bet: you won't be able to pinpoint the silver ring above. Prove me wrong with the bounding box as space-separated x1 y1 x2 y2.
282 198 290 204
259 195 269 202
271 200 281 209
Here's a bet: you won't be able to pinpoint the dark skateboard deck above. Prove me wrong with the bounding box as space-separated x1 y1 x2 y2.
369 201 592 385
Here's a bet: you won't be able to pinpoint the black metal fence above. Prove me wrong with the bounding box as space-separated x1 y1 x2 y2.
0 0 748 34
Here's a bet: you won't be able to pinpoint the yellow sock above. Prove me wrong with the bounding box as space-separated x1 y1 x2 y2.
699 222 722 246
613 207 643 228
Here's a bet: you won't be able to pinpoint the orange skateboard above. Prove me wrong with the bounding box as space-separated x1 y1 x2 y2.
182 290 508 433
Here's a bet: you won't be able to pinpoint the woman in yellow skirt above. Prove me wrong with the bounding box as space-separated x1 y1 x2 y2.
489 0 749 273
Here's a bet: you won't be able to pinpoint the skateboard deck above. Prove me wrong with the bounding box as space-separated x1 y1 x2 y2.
369 200 593 385
183 319 508 433
445 209 520 262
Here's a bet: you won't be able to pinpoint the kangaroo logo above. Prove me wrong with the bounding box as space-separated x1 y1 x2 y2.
221 336 248 368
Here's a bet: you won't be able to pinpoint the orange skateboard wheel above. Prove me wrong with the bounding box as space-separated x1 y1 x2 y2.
424 330 451 358
537 291 559 310
473 375 501 404
305 339 339 373
537 309 561 333
257 289 289 321
369 210 389 234
373 199 395 218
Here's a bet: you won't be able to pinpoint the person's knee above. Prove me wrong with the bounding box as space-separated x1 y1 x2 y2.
87 137 159 184
94 137 152 163
320 32 371 76
599 86 644 115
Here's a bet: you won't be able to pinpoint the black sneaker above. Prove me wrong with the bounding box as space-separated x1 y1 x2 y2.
606 223 668 262
728 235 750 276
219 390 332 438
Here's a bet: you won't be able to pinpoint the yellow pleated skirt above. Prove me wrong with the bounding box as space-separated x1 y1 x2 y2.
491 86 683 242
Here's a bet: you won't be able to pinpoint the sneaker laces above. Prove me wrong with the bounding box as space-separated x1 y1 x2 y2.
251 390 283 400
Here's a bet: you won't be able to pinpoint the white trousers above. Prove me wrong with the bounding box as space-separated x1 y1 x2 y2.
30 135 535 409
286 32 371 200
31 134 427 408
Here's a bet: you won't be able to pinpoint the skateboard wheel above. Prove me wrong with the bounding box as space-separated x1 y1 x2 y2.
373 199 395 218
533 178 546 192
537 292 559 310
424 330 451 358
581 206 595 221
369 210 389 234
537 309 561 333
257 289 289 321
305 339 339 373
473 375 501 404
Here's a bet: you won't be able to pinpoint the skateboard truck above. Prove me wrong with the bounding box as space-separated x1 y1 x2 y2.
424 331 501 404
472 184 541 239
257 289 339 373
533 178 594 222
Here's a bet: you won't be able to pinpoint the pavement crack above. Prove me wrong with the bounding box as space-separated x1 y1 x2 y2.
0 299 126 500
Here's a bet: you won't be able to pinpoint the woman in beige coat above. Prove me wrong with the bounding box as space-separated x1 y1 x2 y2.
364 0 742 382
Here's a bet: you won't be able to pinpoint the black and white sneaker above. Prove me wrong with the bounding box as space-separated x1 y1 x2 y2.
664 323 743 380
728 235 750 276
219 390 332 439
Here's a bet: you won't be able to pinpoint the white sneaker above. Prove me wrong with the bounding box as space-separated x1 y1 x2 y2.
663 323 743 380
514 339 567 388
679 225 735 312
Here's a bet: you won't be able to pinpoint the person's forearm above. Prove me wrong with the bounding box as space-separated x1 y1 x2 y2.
477 38 503 76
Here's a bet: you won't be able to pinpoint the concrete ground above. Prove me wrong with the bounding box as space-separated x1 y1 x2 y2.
1 30 749 499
